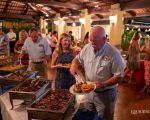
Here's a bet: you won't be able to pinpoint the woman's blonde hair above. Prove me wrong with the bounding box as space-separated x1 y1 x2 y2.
19 30 28 40
54 33 73 55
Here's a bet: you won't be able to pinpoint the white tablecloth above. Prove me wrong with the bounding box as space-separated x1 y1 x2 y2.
0 92 79 120
0 92 28 120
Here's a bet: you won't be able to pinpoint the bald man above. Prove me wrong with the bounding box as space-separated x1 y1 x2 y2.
70 26 125 120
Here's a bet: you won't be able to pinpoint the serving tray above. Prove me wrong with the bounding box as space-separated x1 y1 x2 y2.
27 89 74 120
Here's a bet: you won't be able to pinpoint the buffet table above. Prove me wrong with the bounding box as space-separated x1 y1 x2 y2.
0 92 28 120
0 91 77 120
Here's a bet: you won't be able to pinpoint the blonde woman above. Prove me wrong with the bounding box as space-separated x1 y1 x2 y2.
51 33 75 89
14 30 29 65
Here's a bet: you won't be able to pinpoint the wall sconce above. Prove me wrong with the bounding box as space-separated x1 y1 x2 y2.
109 15 116 23
45 22 48 26
72 22 76 27
90 20 93 23
54 20 59 25
79 18 85 24
62 21 65 26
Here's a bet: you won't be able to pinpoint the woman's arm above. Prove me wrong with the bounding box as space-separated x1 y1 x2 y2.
51 52 62 69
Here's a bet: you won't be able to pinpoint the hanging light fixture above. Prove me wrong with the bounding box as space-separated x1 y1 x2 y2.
138 28 141 31
126 27 129 30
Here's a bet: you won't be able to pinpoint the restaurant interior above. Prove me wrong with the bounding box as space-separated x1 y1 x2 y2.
0 0 150 120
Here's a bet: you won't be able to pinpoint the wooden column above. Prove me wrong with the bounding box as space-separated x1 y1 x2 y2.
109 4 124 46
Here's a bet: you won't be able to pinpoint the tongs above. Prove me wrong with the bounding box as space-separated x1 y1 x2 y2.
74 72 86 83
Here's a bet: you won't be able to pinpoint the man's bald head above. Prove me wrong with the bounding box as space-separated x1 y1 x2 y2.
89 26 106 52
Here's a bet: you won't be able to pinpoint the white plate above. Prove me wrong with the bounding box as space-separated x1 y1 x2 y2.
69 82 96 95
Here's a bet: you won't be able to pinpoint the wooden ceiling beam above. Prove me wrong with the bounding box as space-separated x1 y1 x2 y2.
126 10 136 17
3 0 11 13
95 14 103 19
121 0 150 11
61 11 80 17
48 6 60 13
88 7 109 14
0 13 33 20
23 4 29 15
13 0 83 10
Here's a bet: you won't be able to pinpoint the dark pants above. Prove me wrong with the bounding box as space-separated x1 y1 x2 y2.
82 87 118 120
9 41 15 53
72 109 102 120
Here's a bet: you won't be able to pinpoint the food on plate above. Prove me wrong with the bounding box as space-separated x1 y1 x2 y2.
62 63 71 67
74 82 95 93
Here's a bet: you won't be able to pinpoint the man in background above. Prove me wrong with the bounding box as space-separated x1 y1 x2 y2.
7 28 16 54
21 28 52 77
0 28 9 56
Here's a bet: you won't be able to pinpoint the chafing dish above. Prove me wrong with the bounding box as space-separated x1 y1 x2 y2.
9 77 50 110
0 56 15 67
0 70 37 85
27 89 74 120
0 64 27 71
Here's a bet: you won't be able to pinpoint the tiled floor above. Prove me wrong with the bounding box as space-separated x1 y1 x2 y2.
47 63 150 120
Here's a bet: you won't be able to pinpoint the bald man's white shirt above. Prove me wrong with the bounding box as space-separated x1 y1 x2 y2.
76 43 125 91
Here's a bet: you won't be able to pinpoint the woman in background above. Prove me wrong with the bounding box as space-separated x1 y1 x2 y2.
14 30 29 65
51 33 75 89
124 32 141 84
82 32 89 47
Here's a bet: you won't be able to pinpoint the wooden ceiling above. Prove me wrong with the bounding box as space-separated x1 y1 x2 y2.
0 0 150 23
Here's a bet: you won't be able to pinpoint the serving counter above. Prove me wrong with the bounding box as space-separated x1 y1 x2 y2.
0 91 76 120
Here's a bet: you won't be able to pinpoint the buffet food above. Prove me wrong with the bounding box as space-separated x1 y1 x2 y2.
33 90 72 111
27 90 74 120
73 82 95 94
9 77 49 110
4 70 32 81
0 64 24 71
13 78 48 92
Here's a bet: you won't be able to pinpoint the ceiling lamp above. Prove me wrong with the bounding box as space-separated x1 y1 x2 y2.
138 28 141 31
126 27 129 30
46 14 49 17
